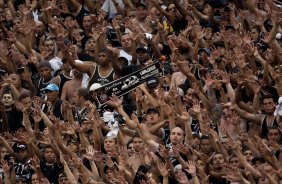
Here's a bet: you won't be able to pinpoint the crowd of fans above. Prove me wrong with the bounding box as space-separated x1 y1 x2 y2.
1 0 282 183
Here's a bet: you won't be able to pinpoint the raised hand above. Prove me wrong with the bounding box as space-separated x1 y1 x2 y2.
204 73 214 88
107 95 123 108
84 146 95 161
191 99 201 115
157 162 170 177
186 160 196 176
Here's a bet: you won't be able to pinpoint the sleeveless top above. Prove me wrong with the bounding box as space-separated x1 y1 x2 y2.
261 115 279 139
37 77 51 99
88 66 115 88
58 73 73 98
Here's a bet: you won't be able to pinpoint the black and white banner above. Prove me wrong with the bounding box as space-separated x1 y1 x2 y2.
96 62 163 105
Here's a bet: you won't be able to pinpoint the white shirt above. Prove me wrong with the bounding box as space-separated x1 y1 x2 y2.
101 0 125 16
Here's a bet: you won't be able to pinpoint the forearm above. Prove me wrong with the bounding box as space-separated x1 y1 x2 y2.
149 121 166 135
162 176 169 184
184 119 193 146
63 160 78 184
89 161 101 181
112 2 125 16
7 0 17 17
225 83 235 103
252 92 260 112
79 132 90 149
116 106 136 130
25 78 37 97
92 122 101 151
172 0 189 17
23 112 35 139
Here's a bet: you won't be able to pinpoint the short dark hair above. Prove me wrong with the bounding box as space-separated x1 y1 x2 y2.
19 92 30 101
261 95 275 103
77 87 89 100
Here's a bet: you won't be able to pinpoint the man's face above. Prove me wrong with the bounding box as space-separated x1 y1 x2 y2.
46 91 58 103
44 148 56 163
31 173 40 184
83 15 92 31
262 98 275 114
244 150 254 162
85 38 96 51
251 28 259 40
1 94 14 107
59 176 69 184
199 51 208 61
105 169 114 182
9 74 21 88
72 91 81 106
121 34 132 50
137 50 149 63
0 147 8 160
13 18 21 31
44 40 55 54
114 15 123 25
221 138 230 151
146 111 159 124
212 153 225 169
15 149 28 162
268 128 280 142
170 127 184 144
136 6 147 20
127 143 135 157
98 52 109 66
36 22 45 35
200 139 211 154
21 97 32 110
39 67 52 80
133 137 144 152
229 157 240 167
167 4 177 17
193 0 204 10
170 63 179 73
104 138 116 152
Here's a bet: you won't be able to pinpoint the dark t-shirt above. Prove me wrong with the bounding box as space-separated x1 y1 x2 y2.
40 161 63 184
209 176 230 184
172 18 188 33
120 65 142 76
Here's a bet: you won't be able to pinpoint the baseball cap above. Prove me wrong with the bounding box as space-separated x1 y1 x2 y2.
89 83 102 92
136 46 149 53
146 76 159 89
198 48 211 56
12 143 27 153
44 84 59 92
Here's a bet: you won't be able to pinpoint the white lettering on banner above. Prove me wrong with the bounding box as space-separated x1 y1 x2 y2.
139 65 156 75
140 69 159 80
105 81 122 91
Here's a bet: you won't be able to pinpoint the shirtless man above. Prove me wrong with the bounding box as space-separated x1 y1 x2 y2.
170 63 187 88
233 95 279 139
61 69 83 105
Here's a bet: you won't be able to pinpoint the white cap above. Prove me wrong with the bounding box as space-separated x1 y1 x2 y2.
89 83 102 91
